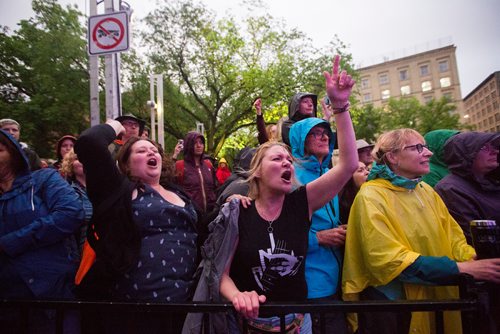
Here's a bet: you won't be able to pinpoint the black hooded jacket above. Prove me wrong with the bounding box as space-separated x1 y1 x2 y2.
435 132 500 243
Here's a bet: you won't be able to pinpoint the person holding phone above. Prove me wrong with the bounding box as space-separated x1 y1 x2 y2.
172 139 184 160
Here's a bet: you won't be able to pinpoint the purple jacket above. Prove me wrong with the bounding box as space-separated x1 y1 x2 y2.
175 131 217 213
435 132 500 244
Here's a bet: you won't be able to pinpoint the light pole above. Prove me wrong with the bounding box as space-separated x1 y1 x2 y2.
149 74 164 148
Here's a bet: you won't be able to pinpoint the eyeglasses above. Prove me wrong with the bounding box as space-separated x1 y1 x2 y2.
403 143 429 154
307 129 330 139
479 143 498 153
122 120 139 127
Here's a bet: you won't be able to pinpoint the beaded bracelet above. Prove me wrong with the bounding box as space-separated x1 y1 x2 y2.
332 102 350 115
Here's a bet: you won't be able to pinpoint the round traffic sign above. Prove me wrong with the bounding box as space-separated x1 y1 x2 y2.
92 17 125 50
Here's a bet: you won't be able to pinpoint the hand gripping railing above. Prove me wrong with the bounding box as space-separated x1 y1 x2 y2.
0 274 488 334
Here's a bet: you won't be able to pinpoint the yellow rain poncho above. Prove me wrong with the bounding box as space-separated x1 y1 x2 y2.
343 178 475 334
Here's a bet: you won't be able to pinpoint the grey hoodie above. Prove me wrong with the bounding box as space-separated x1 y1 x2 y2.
281 92 318 146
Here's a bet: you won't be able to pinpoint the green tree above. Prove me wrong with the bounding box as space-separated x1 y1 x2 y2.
380 97 421 132
350 103 383 143
141 0 353 155
352 96 467 139
0 0 89 158
416 97 464 134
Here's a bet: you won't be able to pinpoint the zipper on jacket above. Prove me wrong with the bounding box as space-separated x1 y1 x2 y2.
31 186 35 211
197 166 207 212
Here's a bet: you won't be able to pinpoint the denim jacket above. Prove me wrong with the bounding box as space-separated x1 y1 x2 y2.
182 199 240 334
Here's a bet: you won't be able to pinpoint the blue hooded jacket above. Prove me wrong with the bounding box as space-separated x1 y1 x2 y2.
0 129 83 298
289 118 342 298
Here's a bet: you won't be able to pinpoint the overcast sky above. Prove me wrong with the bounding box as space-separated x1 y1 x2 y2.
1 0 499 97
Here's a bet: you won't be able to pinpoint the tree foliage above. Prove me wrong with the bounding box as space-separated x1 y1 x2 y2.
352 96 467 142
140 0 353 155
0 0 89 158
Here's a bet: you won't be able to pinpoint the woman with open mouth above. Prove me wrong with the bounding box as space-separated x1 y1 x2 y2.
75 119 198 333
183 55 359 334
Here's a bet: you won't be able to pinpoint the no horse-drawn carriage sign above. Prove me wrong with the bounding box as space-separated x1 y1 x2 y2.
88 11 129 55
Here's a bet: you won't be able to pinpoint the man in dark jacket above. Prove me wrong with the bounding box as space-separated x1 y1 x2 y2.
108 113 146 158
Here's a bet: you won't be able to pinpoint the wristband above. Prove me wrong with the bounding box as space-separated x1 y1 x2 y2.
332 102 350 114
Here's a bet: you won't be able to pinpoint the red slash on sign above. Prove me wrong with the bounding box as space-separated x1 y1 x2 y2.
92 17 125 50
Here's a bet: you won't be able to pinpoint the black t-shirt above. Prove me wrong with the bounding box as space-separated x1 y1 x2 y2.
230 186 310 302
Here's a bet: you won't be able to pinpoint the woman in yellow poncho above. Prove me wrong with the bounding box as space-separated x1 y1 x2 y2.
342 128 500 334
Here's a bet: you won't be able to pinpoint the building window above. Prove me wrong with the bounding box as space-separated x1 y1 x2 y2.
438 60 449 72
420 64 430 76
363 93 372 102
440 77 451 88
361 77 370 89
381 89 390 100
379 73 389 85
399 69 409 81
400 85 411 95
422 81 432 92
443 92 453 101
423 95 433 104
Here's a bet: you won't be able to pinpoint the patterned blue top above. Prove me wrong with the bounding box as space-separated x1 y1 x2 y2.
112 184 198 302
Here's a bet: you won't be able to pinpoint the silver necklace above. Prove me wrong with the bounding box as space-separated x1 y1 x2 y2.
261 209 281 233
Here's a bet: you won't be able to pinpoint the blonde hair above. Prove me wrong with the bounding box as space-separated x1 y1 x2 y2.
60 149 78 180
372 129 424 167
247 141 296 199
275 116 288 142
265 124 277 141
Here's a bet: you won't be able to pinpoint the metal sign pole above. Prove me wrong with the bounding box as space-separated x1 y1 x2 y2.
149 75 156 142
156 75 164 149
104 0 120 120
89 0 100 126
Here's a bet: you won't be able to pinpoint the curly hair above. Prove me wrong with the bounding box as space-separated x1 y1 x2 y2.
60 149 78 180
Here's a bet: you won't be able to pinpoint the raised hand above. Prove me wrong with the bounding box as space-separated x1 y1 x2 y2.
323 55 356 108
106 119 125 137
254 98 262 115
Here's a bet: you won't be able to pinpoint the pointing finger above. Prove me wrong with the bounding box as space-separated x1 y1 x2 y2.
332 55 340 81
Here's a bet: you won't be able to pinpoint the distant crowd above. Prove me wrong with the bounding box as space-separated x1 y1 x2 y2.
1 55 499 334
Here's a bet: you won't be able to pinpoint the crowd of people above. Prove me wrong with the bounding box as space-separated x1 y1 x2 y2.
1 54 500 334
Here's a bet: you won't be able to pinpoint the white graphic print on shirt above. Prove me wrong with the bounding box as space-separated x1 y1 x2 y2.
251 232 304 292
